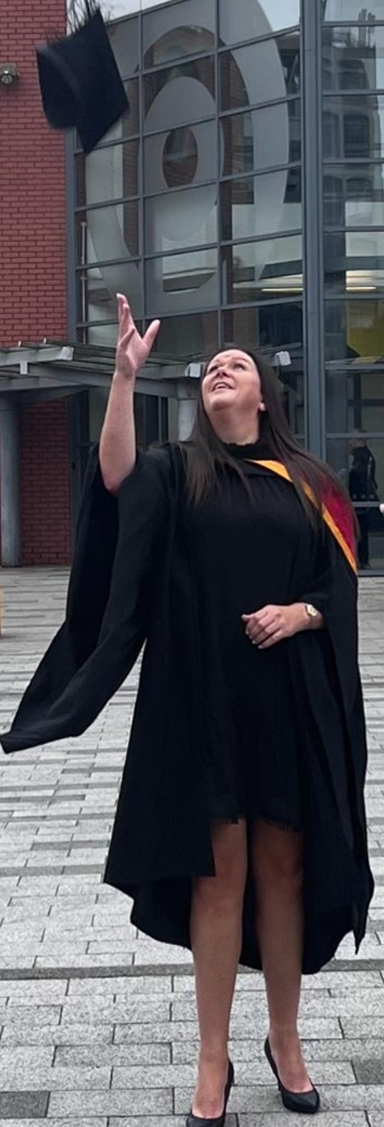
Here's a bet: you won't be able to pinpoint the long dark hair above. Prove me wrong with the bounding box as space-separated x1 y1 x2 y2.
179 348 355 530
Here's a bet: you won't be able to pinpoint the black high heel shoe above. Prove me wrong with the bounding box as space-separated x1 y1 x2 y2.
264 1037 320 1115
186 1059 234 1127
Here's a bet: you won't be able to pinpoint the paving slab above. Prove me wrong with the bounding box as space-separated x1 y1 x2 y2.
0 569 384 1124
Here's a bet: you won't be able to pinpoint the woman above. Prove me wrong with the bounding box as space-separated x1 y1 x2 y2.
1 298 374 1123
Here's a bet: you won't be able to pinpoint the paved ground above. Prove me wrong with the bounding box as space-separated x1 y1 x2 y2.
0 568 384 1126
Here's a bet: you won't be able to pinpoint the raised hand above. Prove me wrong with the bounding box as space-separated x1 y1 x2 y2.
115 294 160 383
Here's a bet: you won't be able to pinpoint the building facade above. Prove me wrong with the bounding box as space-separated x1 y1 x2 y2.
1 0 384 569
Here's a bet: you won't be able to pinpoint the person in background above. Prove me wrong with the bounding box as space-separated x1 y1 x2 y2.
349 431 378 569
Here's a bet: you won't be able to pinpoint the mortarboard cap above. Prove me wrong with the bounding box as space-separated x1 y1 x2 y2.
36 3 129 154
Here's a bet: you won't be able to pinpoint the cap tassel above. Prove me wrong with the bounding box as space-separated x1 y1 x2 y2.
67 0 100 34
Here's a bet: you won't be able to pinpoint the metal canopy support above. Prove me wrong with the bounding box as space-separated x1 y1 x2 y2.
302 0 325 459
0 396 21 567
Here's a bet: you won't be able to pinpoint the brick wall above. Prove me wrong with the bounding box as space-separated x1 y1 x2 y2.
20 399 71 566
0 0 71 564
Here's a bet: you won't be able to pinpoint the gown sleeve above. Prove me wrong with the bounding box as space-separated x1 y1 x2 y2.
0 447 170 753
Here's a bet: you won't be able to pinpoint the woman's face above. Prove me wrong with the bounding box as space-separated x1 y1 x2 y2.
201 349 265 426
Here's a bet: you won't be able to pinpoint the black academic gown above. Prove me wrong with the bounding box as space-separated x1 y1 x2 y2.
1 444 374 973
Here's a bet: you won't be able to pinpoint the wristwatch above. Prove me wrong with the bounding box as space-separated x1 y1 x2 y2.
305 603 319 621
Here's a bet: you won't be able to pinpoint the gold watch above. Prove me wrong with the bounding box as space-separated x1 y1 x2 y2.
305 603 319 620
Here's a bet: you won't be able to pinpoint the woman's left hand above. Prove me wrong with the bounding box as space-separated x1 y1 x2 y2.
241 604 307 650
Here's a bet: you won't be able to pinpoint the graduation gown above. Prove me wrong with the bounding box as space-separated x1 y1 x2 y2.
1 443 374 973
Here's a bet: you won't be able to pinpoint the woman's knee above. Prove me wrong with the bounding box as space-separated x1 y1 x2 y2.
252 821 304 892
193 819 248 908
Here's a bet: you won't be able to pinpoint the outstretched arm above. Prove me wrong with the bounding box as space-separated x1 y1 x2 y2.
99 295 160 494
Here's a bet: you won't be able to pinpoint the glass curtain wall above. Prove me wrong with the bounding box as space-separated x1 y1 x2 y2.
73 0 304 439
322 2 384 569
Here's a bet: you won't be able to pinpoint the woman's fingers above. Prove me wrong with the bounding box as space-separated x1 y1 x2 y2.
143 319 161 352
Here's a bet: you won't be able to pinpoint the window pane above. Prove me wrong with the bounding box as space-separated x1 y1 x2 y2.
222 301 303 352
76 139 140 208
323 163 384 226
143 0 215 67
76 263 142 324
85 322 120 346
324 228 384 292
144 184 217 253
326 366 384 432
220 101 301 176
326 436 384 570
219 0 300 42
144 120 216 194
144 57 215 128
145 248 218 314
323 25 384 92
76 201 140 266
324 298 384 360
147 311 218 360
323 1 384 20
324 95 384 162
220 170 301 242
222 235 302 304
220 36 300 111
108 16 139 79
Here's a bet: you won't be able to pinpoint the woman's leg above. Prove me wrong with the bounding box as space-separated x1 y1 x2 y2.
251 819 312 1093
190 818 247 1117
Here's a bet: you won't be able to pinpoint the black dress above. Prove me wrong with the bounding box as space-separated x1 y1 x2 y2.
181 440 308 832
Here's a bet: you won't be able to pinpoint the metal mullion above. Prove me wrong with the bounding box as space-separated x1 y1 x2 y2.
75 257 141 273
217 26 300 53
142 48 215 76
322 89 384 98
73 131 141 157
220 230 302 248
324 292 384 301
143 242 218 262
324 225 384 232
218 93 299 119
323 157 384 166
327 432 384 438
302 0 325 457
74 195 140 215
138 8 145 319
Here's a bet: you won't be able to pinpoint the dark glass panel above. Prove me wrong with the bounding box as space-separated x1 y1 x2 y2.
221 235 302 304
219 0 300 42
323 163 384 225
221 169 301 242
220 100 301 176
147 311 218 360
76 201 140 265
323 25 384 92
144 56 215 127
324 297 384 360
144 120 216 193
144 184 217 254
145 248 218 314
220 35 300 112
143 0 215 67
76 138 140 208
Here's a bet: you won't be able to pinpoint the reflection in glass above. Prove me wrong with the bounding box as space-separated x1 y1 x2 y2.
324 227 384 293
325 366 384 433
148 311 218 359
85 322 120 346
219 0 300 42
323 163 384 226
222 235 302 304
144 57 215 123
77 263 142 326
323 96 384 161
222 301 303 352
76 201 140 266
220 101 301 176
322 1 384 22
221 170 301 242
144 121 216 194
108 17 139 79
326 436 384 570
323 25 384 92
324 298 384 361
220 36 300 111
145 248 218 314
76 139 140 208
145 184 218 254
143 0 215 67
